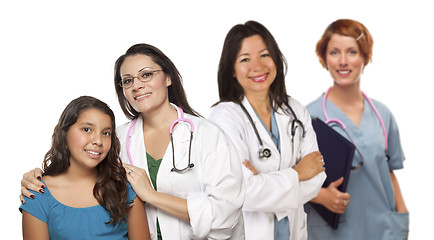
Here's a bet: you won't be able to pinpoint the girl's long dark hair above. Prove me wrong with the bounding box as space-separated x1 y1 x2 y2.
43 96 128 225
214 21 293 114
114 43 201 120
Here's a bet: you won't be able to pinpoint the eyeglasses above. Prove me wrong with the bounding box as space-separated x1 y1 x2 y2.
119 69 163 89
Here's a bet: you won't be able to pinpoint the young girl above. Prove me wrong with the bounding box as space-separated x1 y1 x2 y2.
19 96 150 240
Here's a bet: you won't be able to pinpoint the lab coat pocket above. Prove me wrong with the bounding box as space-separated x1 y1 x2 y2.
390 211 409 240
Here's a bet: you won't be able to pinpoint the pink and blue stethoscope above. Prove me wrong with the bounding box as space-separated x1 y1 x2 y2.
322 87 389 170
126 105 195 173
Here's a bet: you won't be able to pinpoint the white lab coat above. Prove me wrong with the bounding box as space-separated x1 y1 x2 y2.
209 97 326 240
117 107 245 240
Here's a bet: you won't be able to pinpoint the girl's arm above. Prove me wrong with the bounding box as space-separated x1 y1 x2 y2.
127 196 150 240
22 211 49 240
390 171 408 213
124 163 190 222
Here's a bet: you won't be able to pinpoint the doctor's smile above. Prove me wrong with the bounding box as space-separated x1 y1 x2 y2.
134 92 151 101
250 73 268 82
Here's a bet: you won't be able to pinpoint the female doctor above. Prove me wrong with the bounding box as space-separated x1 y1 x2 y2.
305 19 408 239
20 43 245 240
209 21 326 240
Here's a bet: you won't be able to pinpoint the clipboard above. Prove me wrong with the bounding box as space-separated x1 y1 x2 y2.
309 117 355 229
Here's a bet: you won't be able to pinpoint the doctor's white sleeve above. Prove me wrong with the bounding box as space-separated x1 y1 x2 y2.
274 103 327 219
186 120 245 239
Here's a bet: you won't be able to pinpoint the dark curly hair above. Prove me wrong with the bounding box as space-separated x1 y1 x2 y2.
42 96 129 225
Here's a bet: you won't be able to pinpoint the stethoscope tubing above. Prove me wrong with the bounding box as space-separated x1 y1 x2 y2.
239 103 266 147
126 118 138 166
322 87 388 150
239 101 305 160
126 105 195 171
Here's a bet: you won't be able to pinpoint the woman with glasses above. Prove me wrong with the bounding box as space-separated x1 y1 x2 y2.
20 43 245 240
209 21 326 240
305 19 409 239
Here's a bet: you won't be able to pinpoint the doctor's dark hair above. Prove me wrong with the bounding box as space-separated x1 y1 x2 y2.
42 96 129 226
316 19 373 69
114 43 201 120
214 20 291 113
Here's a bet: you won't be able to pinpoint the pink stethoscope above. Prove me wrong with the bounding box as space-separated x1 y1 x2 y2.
126 105 195 172
322 87 388 170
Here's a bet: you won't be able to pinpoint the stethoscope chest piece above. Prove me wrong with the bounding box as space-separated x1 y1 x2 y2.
259 148 272 159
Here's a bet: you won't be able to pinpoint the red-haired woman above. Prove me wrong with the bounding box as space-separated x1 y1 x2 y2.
305 19 409 240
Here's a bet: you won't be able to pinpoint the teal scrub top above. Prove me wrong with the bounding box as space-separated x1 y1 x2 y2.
19 180 136 240
305 94 409 240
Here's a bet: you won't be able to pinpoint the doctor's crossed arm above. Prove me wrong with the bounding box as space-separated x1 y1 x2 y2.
244 151 325 181
292 151 324 181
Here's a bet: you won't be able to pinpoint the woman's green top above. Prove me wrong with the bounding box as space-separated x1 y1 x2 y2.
146 153 163 240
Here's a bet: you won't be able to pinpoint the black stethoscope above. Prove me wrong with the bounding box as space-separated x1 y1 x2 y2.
239 102 306 160
126 105 195 173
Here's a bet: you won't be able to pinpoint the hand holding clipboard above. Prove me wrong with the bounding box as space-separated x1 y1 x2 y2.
309 118 355 229
313 176 351 214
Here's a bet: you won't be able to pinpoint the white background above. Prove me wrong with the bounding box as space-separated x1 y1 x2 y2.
1 0 432 239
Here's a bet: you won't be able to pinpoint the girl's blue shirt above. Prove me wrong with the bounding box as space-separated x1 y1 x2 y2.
20 180 136 240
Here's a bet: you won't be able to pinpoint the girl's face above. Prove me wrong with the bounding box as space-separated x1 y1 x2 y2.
66 108 112 170
326 34 364 87
233 34 277 97
120 54 171 115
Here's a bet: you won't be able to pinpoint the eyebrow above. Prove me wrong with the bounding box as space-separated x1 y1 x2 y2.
121 67 153 77
138 67 152 72
79 122 112 130
329 46 358 50
102 127 113 132
238 48 269 57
